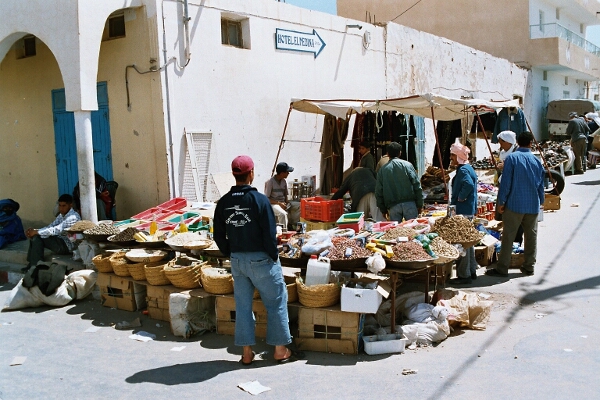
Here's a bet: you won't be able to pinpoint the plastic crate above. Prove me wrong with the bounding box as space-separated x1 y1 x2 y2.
157 197 187 211
136 221 178 231
131 207 170 221
336 212 364 233
371 221 397 232
300 197 344 222
164 211 200 223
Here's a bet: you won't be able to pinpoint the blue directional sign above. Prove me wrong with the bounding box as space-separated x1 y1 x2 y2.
275 28 326 58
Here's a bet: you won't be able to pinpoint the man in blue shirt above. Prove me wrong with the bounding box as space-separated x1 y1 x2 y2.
486 132 545 277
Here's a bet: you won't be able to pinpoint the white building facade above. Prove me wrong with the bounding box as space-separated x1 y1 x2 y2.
0 0 526 225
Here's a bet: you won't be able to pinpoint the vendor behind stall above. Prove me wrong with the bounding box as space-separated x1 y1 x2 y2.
264 162 294 229
358 141 375 171
330 167 383 221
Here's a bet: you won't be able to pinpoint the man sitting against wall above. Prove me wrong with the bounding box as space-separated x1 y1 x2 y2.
23 194 81 273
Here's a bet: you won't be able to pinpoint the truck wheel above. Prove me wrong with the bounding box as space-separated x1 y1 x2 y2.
545 170 564 195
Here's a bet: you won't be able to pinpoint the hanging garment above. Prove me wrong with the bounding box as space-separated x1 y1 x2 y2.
470 112 497 133
433 120 462 169
492 107 527 143
320 115 348 195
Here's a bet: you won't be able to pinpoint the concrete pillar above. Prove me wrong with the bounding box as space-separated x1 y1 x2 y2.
74 111 97 223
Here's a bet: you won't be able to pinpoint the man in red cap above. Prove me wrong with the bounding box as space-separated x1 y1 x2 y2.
213 155 301 365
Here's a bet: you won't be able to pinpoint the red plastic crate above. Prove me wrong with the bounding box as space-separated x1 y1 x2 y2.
300 197 344 222
131 207 169 221
157 197 187 211
137 221 178 231
372 221 398 232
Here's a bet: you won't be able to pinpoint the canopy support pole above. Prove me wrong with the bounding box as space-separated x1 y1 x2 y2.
272 104 293 176
430 107 449 201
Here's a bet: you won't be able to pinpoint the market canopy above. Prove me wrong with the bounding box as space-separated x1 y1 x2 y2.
290 93 521 120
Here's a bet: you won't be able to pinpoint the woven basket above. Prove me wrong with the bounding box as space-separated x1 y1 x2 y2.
92 253 113 273
295 275 340 308
200 265 233 294
164 258 204 289
109 252 130 277
144 262 171 285
126 261 162 281
253 275 297 303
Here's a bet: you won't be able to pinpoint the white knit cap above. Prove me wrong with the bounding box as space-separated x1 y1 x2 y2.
497 130 516 145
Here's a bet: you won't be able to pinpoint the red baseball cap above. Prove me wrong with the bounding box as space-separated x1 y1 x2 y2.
231 155 254 175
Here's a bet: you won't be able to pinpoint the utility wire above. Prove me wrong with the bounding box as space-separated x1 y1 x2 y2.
391 0 424 22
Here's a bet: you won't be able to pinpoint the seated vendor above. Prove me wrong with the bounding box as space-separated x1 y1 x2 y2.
24 194 81 272
331 167 383 221
265 162 294 229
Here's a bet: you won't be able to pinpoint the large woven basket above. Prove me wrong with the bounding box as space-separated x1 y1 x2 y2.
164 257 204 289
109 252 130 277
253 275 298 303
92 253 113 273
144 262 171 285
200 264 233 294
295 275 340 308
126 261 163 281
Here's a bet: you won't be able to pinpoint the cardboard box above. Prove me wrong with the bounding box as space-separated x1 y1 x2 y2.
300 217 336 231
97 273 141 312
146 285 181 322
295 306 364 354
341 278 390 314
543 194 560 211
215 296 268 338
475 244 496 267
363 333 407 355
593 135 600 151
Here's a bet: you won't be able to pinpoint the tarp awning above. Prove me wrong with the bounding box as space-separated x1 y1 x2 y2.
291 93 521 120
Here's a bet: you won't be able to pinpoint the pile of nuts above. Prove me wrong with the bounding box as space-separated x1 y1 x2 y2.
68 220 96 232
327 237 371 260
429 236 459 260
84 224 120 236
432 215 483 244
380 226 418 241
109 227 140 242
390 241 433 261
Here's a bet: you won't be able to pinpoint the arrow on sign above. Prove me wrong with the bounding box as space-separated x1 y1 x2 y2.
275 28 326 58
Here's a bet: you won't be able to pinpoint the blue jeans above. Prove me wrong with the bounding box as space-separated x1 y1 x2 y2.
456 246 477 278
230 252 291 347
389 201 418 222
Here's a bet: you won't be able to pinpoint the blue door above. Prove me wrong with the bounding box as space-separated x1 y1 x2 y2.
52 82 113 196
414 116 426 177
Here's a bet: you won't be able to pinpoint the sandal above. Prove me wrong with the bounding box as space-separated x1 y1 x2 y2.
275 349 304 364
239 351 255 366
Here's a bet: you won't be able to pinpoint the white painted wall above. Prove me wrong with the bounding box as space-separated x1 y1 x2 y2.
158 0 527 193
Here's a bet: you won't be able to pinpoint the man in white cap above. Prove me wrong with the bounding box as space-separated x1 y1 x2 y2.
497 130 518 182
567 112 589 174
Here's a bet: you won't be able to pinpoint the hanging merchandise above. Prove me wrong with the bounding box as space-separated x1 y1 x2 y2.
433 120 462 169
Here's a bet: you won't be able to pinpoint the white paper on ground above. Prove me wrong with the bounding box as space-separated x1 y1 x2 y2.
535 313 547 319
129 331 156 342
84 326 101 333
10 356 26 366
238 380 271 395
171 346 186 352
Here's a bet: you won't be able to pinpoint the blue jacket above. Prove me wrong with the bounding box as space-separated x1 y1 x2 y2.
497 148 545 214
451 164 478 216
0 199 26 249
493 108 527 143
213 185 279 261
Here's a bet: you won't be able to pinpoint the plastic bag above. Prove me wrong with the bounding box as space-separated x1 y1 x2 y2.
77 240 101 268
402 319 450 345
301 230 333 255
170 292 216 338
366 252 386 274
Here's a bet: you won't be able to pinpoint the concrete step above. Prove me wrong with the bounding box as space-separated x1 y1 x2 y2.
0 239 84 271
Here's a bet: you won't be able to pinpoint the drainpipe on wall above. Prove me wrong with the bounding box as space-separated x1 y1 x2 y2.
161 0 176 197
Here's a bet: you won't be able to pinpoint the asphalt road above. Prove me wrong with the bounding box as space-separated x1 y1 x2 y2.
1 168 599 400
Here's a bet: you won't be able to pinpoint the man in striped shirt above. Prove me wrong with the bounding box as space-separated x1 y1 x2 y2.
24 193 81 272
486 131 545 278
